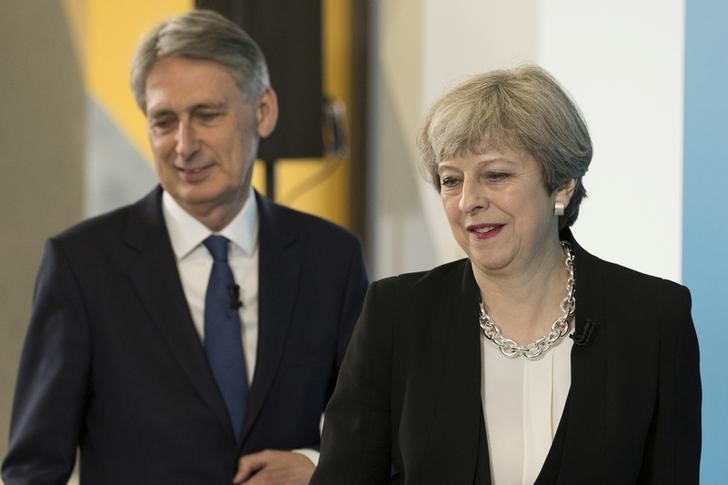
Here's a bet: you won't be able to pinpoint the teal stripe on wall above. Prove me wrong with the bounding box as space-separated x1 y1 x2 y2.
684 1 728 481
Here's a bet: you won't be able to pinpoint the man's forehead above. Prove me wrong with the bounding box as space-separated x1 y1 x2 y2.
144 57 243 115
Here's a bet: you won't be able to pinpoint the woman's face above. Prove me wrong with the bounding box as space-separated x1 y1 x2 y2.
437 147 574 277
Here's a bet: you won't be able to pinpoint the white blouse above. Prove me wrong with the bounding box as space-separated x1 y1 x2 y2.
481 334 573 484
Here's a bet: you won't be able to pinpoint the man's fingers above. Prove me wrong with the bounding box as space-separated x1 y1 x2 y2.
233 450 314 485
233 450 269 484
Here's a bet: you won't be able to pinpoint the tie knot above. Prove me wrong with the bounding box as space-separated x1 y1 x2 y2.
203 235 230 262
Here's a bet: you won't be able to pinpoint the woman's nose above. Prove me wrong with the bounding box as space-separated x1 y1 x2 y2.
458 177 488 215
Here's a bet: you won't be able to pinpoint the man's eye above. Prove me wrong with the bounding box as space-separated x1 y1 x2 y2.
151 118 175 132
198 112 221 122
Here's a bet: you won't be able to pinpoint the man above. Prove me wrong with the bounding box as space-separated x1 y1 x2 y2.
2 10 367 485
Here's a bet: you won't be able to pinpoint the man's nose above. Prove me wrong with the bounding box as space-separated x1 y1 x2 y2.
175 121 200 160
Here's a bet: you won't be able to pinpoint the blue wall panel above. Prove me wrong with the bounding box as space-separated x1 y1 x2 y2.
684 0 728 481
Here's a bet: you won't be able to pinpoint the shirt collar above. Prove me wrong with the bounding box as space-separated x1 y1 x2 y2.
162 189 259 260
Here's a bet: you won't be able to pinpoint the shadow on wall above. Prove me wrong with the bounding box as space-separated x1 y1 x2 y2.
369 74 439 280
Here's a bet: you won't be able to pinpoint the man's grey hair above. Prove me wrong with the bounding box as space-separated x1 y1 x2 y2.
130 9 270 112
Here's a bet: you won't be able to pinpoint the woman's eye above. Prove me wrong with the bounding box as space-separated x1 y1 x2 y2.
440 176 460 188
487 172 511 181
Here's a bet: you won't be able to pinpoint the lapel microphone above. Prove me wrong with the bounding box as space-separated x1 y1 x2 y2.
571 318 597 346
228 284 243 310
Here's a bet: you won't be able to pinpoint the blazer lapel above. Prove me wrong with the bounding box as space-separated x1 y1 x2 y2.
239 194 301 444
413 233 609 483
554 232 609 482
416 261 491 484
124 188 233 440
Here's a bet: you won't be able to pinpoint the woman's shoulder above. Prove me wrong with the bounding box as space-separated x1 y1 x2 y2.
571 240 693 335
563 228 689 300
374 258 472 293
568 237 695 354
365 259 479 324
576 244 689 300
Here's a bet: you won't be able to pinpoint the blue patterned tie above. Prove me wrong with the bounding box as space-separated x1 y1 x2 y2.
203 235 247 440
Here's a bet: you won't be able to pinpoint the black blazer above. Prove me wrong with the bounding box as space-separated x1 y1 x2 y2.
311 231 701 484
2 187 368 484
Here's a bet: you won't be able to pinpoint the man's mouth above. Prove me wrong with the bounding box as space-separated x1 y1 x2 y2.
177 163 213 173
176 163 214 182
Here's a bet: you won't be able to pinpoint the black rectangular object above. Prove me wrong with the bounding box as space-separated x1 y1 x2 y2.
196 0 324 160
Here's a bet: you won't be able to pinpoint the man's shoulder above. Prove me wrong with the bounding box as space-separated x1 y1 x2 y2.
52 189 158 247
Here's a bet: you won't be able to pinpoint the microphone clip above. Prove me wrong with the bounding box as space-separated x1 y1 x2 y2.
571 318 597 346
228 284 243 310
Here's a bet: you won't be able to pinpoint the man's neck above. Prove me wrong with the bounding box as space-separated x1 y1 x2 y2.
182 189 249 233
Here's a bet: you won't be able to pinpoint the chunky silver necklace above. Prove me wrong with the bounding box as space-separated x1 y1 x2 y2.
479 241 575 361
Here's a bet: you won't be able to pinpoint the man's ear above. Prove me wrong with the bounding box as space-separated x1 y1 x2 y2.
255 88 278 138
555 178 577 208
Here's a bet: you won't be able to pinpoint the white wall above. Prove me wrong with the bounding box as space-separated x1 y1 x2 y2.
370 0 540 279
369 0 437 279
370 0 684 283
539 0 684 281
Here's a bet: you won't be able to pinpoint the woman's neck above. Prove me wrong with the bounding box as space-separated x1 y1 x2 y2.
473 240 570 345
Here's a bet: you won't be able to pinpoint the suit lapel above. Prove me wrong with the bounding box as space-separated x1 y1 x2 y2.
239 194 301 444
124 188 233 440
417 261 491 484
554 232 609 482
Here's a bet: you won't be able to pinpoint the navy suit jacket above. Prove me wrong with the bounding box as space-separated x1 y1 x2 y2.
311 230 701 484
2 187 368 484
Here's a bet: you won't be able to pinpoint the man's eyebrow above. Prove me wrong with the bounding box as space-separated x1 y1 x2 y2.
148 101 228 119
148 107 175 119
191 101 228 112
189 101 228 114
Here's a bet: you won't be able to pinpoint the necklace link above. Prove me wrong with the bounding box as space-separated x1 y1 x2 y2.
479 241 576 360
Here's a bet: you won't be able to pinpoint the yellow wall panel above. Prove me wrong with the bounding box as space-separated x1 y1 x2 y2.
276 158 349 227
63 0 193 162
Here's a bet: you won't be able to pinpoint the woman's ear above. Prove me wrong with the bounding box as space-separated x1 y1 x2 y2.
255 88 279 138
555 178 577 208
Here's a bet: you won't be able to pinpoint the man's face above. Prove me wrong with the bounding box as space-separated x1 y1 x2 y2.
144 56 277 224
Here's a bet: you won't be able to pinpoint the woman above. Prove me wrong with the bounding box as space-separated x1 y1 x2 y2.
310 66 701 484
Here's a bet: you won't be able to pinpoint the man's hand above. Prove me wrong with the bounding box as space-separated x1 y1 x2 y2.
233 449 314 485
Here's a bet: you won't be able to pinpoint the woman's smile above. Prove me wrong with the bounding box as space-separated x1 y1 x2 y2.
466 223 504 240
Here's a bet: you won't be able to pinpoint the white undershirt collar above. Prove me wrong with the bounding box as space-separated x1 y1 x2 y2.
162 189 258 258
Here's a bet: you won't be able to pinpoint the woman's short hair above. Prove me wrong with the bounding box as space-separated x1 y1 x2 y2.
416 65 592 229
130 9 270 112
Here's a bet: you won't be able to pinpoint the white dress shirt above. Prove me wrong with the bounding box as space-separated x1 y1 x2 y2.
481 333 573 484
163 190 259 382
162 190 319 465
